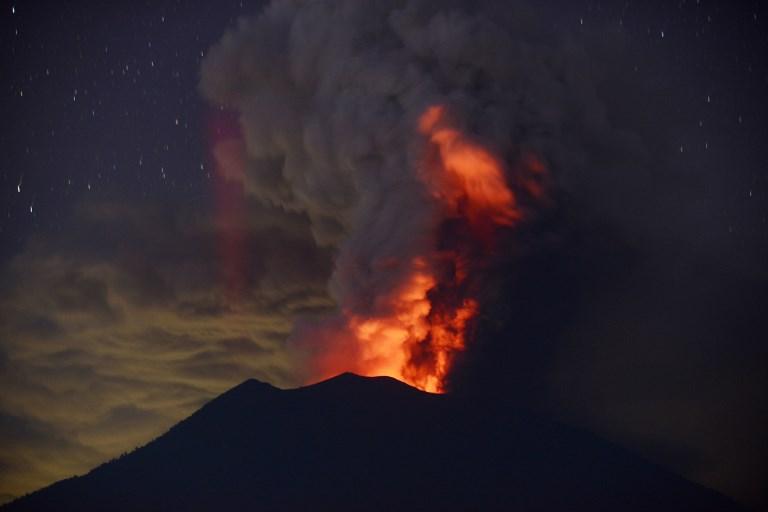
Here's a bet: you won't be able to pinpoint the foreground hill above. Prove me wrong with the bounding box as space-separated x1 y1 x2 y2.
3 373 742 511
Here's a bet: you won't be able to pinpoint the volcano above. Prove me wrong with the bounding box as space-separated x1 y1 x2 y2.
2 373 742 511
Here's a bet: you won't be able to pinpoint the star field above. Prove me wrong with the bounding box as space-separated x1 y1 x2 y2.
1 1 253 260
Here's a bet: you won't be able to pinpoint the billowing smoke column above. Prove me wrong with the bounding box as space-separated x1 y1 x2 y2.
201 0 561 392
295 104 547 392
283 101 546 392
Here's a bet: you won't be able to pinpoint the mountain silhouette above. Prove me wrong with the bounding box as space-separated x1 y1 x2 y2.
3 373 743 511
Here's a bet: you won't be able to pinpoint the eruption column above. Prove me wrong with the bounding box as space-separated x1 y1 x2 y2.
308 104 540 393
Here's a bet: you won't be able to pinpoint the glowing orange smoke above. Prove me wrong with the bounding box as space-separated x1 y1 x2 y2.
208 109 250 302
343 259 478 393
418 105 519 229
308 104 547 393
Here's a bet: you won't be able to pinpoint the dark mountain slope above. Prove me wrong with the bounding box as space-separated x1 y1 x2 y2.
3 373 743 511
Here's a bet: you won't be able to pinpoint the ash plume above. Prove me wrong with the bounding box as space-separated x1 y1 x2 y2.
198 0 652 389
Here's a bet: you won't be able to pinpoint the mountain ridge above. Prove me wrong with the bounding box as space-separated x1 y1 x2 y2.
2 373 744 511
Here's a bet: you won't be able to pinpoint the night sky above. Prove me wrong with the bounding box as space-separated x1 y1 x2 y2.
1 0 767 509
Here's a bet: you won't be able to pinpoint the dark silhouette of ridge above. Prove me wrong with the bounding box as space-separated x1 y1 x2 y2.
2 373 743 511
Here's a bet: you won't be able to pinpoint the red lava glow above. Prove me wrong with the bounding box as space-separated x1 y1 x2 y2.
344 259 479 393
311 104 548 393
208 109 249 302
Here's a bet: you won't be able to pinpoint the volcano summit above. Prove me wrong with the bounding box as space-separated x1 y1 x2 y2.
2 373 742 511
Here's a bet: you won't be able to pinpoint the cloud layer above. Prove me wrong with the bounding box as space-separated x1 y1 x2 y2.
0 195 333 501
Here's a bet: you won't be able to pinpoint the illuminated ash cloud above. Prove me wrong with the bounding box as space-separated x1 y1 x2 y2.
199 0 630 391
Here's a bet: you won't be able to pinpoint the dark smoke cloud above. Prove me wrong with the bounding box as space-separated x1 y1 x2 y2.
199 0 766 508
198 0 645 362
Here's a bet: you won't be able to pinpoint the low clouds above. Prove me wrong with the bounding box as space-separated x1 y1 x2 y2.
0 411 102 504
0 194 333 501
